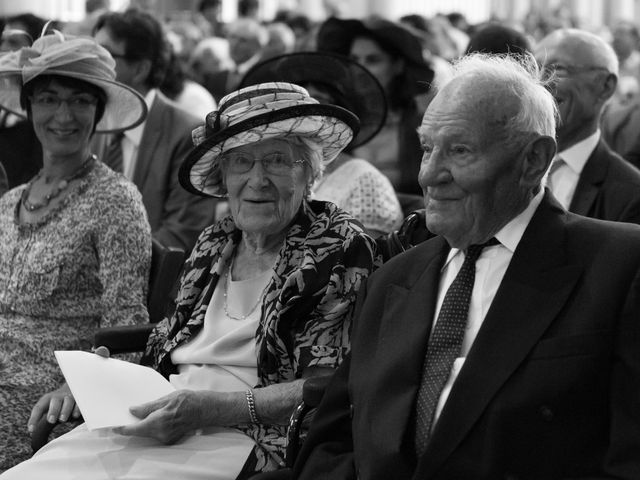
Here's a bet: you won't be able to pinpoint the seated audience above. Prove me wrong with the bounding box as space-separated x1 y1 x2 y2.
535 28 640 224
260 22 296 61
203 18 268 103
292 53 640 480
0 32 151 470
241 51 403 236
2 82 380 479
316 16 435 195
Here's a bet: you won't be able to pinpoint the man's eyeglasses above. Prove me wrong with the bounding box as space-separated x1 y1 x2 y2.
30 93 98 113
221 151 306 175
542 63 610 80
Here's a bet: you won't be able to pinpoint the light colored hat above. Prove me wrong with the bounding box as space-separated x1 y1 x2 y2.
0 30 146 133
179 82 359 198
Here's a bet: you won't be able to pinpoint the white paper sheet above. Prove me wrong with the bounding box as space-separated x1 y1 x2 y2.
55 350 175 431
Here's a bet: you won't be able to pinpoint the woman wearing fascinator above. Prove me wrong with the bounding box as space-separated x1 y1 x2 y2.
5 82 380 479
0 31 151 468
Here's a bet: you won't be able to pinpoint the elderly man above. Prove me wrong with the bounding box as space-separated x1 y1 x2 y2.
92 8 216 252
536 28 640 224
289 54 640 479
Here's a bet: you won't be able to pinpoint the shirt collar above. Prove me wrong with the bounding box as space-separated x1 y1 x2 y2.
556 129 600 175
443 188 545 267
123 89 156 146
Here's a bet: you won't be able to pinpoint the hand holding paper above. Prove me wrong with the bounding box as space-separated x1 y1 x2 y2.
55 350 175 430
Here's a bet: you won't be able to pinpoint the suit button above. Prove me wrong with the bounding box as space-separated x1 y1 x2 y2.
349 404 355 418
538 405 554 421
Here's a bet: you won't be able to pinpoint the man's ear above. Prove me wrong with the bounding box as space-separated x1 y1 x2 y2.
519 135 556 188
599 73 618 102
132 58 153 88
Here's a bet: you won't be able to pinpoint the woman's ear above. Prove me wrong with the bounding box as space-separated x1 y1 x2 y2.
519 135 556 188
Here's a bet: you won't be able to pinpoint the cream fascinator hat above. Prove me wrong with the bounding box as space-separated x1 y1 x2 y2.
0 30 146 133
179 82 359 198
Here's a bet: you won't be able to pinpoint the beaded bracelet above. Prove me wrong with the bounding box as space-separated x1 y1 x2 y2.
245 389 259 423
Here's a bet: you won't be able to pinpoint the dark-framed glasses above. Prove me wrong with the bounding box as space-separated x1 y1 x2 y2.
222 151 306 175
30 93 98 113
542 63 610 80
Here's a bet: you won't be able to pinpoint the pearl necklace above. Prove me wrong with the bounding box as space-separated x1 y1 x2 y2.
21 155 97 212
222 256 268 321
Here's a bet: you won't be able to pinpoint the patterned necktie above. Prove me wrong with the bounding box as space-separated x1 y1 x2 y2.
414 238 499 456
103 132 124 173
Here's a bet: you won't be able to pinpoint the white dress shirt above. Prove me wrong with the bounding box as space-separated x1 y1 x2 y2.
121 89 156 180
548 130 599 209
431 188 544 427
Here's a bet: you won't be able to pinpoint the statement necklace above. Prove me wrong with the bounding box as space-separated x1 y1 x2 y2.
21 154 96 212
223 256 268 321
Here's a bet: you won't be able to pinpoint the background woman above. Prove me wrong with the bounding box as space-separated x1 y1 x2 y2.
316 16 435 195
0 32 151 469
5 82 380 480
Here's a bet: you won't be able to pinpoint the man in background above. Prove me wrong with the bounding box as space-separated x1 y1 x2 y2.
93 8 216 252
536 28 640 224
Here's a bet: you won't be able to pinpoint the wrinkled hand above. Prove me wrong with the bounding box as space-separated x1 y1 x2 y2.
27 346 111 433
115 390 205 444
28 383 80 433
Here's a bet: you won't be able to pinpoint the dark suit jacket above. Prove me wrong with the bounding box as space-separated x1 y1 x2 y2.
0 119 42 189
94 92 216 252
0 161 7 196
601 100 640 169
295 192 640 480
570 139 640 224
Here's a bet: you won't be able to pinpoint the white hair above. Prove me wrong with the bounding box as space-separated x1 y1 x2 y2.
446 53 558 147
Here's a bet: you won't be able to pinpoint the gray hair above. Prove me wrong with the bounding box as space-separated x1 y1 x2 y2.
445 53 558 150
287 136 325 195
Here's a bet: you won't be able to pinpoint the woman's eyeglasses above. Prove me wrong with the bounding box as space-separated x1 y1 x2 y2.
30 93 98 113
222 151 306 175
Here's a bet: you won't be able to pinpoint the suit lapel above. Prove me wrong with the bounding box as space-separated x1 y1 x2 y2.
415 193 583 478
569 140 609 216
369 238 449 461
132 94 165 187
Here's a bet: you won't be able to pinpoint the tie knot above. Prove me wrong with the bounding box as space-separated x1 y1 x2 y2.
464 238 499 263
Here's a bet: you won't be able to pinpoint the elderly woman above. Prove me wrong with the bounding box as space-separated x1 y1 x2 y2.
0 32 151 469
241 52 404 237
3 82 380 479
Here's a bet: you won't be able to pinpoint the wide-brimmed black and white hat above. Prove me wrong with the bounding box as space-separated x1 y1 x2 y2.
179 82 359 198
0 30 147 133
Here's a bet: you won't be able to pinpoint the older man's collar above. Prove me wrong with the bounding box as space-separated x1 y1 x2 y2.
556 129 600 176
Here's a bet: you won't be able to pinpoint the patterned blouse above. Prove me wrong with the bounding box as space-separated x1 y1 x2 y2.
141 199 381 476
0 161 151 325
314 157 404 235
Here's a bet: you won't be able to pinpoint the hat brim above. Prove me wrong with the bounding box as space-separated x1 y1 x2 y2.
240 51 387 149
179 103 359 198
0 68 147 133
317 16 434 95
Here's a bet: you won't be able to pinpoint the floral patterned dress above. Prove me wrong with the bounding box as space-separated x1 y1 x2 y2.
0 161 151 471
